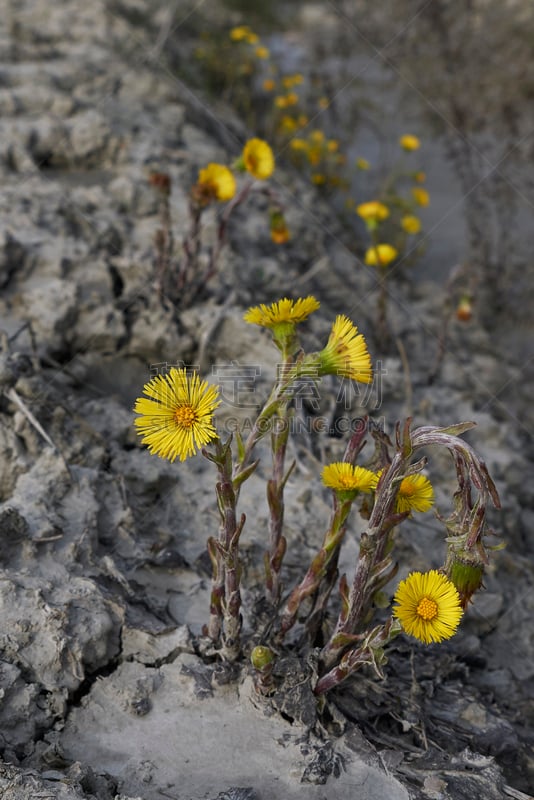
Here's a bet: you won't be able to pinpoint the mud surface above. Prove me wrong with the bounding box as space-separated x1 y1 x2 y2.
0 2 533 798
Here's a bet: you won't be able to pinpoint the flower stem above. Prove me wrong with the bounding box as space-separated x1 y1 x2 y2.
278 496 354 639
205 438 245 661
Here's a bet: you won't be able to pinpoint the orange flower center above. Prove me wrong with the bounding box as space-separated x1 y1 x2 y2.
174 405 197 429
246 154 258 171
416 597 438 621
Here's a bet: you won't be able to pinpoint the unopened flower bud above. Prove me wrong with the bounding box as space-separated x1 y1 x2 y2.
250 645 275 670
447 557 484 608
456 296 473 322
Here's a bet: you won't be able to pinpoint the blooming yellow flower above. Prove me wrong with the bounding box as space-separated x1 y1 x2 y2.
196 163 236 203
393 570 463 644
255 46 270 59
284 92 299 106
311 173 326 185
317 315 373 383
230 26 252 41
245 32 259 44
274 95 288 108
242 138 275 180
134 369 220 462
376 469 434 513
290 138 308 151
310 130 325 144
307 146 322 166
401 214 422 234
364 244 398 267
318 97 330 110
399 134 421 151
412 187 430 207
244 296 320 328
262 78 276 92
396 474 434 513
356 157 370 170
282 74 303 88
414 171 426 183
322 462 378 495
356 201 389 223
327 139 339 153
279 115 298 133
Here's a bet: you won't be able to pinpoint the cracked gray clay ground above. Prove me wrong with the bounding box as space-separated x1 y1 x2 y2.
0 2 533 799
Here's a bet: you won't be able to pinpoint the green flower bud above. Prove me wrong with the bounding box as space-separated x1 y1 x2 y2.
250 646 275 671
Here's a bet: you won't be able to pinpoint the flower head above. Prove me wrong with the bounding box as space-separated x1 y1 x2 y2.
230 26 253 41
390 471 434 514
255 46 270 59
401 214 422 234
195 163 236 204
242 138 275 180
399 134 421 151
244 296 319 328
377 469 434 514
393 570 463 644
282 74 303 88
134 368 220 462
262 78 276 92
356 157 370 170
364 244 398 267
317 315 372 383
356 201 390 225
322 462 378 497
290 138 308 152
412 187 430 207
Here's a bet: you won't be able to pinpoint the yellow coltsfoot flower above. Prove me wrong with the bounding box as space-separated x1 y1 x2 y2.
322 462 378 496
195 163 236 204
412 187 430 207
364 244 398 267
316 315 373 383
290 138 308 152
356 157 370 170
230 25 253 42
399 134 421 151
377 469 434 513
244 296 319 354
396 473 434 513
356 201 390 225
401 214 422 234
244 296 320 328
255 46 270 59
393 570 463 644
134 368 220 462
242 138 275 180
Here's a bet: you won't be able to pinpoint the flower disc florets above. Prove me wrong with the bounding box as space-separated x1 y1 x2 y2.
393 570 463 644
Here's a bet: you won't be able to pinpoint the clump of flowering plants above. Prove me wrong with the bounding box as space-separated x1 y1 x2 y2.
134 296 500 694
150 137 290 309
